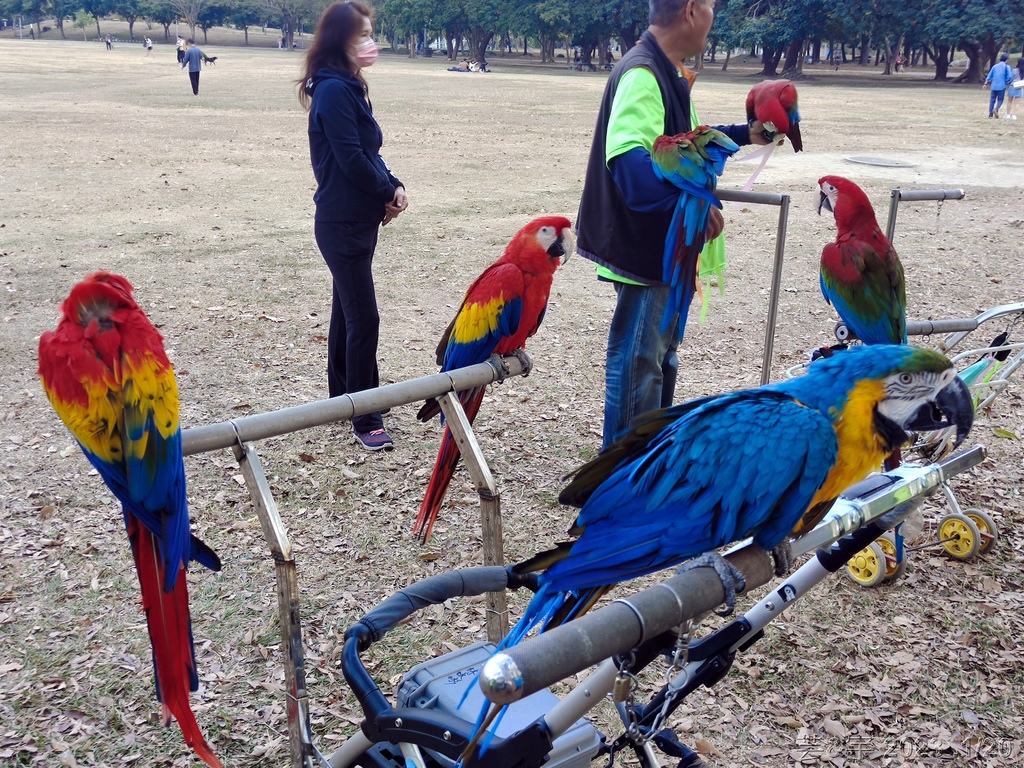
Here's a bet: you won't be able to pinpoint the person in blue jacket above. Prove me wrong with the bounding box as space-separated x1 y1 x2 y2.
180 39 204 95
298 0 408 451
984 52 1014 118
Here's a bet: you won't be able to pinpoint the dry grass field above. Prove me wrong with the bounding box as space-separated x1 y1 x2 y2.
2 37 1024 767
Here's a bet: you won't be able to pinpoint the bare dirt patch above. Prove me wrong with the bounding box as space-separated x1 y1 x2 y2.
2 40 1023 767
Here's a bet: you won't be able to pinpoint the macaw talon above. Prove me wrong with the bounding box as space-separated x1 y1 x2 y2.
487 352 512 379
677 552 747 616
770 540 794 577
508 348 532 377
906 375 974 448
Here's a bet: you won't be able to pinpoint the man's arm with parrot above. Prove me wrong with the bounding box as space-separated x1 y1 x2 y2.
604 67 754 214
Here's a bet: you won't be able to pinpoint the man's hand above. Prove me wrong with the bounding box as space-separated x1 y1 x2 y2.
705 206 724 241
748 120 773 146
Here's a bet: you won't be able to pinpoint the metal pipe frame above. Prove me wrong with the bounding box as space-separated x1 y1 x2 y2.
885 187 965 245
718 188 791 385
180 354 532 768
436 392 509 642
182 355 529 456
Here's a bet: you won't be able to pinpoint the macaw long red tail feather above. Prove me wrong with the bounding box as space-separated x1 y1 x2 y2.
413 386 487 543
129 515 223 768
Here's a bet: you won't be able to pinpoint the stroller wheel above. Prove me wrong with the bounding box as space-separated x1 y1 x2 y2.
844 541 886 587
877 533 907 582
962 509 998 554
938 513 982 560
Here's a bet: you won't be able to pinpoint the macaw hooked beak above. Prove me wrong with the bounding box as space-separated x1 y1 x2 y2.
906 376 974 449
548 229 573 264
817 190 833 216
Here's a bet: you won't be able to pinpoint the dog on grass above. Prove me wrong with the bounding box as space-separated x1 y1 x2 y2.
203 55 218 65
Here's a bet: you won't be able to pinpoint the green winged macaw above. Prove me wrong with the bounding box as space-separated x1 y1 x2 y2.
463 345 972 759
38 272 223 768
650 127 739 342
746 79 803 151
414 216 573 543
818 175 907 345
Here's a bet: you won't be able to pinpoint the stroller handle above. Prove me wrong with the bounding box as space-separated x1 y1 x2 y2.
479 544 776 705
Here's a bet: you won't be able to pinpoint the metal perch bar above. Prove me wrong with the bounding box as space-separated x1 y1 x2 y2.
436 392 509 641
885 187 965 244
718 188 791 385
179 354 532 768
181 355 529 455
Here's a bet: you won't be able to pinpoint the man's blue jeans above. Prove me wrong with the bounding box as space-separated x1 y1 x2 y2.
989 88 1006 116
603 282 680 449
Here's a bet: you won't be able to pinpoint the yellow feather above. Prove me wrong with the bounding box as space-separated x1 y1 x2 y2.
450 296 507 344
809 378 890 509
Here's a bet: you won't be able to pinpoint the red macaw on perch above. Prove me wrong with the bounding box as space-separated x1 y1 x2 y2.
414 216 573 543
38 272 223 768
818 175 907 346
745 79 803 151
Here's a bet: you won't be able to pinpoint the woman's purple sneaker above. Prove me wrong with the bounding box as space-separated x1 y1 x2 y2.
354 428 394 451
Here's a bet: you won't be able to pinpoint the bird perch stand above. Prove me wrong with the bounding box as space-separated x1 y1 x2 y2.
181 354 531 768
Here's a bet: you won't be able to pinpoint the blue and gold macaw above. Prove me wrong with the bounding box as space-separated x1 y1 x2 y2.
818 175 907 345
414 216 573 543
38 272 223 768
650 127 739 342
463 345 972 760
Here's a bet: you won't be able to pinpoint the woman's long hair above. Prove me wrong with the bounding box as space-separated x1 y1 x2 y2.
297 1 373 110
1017 58 1024 81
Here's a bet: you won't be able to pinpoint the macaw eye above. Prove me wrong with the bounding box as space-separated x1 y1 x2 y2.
898 373 913 385
539 226 553 236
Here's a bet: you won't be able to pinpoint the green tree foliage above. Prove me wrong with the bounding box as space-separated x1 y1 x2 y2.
80 0 110 36
114 0 144 39
228 0 263 44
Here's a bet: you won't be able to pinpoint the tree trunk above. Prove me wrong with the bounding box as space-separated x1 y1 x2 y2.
57 18 65 39
953 42 984 83
721 48 731 71
95 19 101 38
932 43 950 80
162 22 170 39
244 27 248 45
780 36 804 76
811 38 821 64
760 44 782 76
858 35 870 66
406 33 415 58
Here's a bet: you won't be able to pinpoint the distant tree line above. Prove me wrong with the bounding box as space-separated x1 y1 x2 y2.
3 0 1022 82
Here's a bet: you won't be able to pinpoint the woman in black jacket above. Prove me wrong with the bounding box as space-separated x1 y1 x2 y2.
298 0 408 451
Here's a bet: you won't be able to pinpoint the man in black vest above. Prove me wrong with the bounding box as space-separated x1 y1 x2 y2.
576 0 770 450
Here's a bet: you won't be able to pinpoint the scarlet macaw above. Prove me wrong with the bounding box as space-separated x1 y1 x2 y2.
38 272 223 768
650 127 739 342
414 216 573 543
818 175 907 345
745 79 803 151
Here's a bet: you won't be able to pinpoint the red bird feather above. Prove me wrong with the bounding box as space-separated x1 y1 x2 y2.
414 216 573 542
38 272 222 768
745 79 803 152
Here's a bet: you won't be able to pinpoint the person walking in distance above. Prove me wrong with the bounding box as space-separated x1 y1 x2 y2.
180 39 204 95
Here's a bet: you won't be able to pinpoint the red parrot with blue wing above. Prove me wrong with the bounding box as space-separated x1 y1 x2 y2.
818 175 907 345
745 79 803 151
414 216 573 542
38 272 222 768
